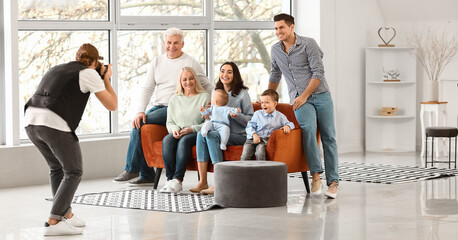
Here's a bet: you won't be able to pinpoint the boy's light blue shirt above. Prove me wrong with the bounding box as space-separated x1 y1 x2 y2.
246 109 295 139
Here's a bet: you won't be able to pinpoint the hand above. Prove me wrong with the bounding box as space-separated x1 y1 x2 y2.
292 95 308 111
282 125 291 134
173 129 182 139
200 106 205 112
132 112 146 129
253 134 261 144
237 108 241 113
103 64 113 80
230 111 240 118
179 128 193 136
206 102 211 109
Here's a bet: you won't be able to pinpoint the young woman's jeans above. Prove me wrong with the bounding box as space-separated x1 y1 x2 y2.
162 132 197 182
294 92 339 186
124 106 167 180
26 125 82 221
196 131 246 164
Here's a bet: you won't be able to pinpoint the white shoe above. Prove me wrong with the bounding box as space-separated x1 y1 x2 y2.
168 179 183 193
159 180 172 193
220 144 227 150
66 215 86 227
44 220 83 236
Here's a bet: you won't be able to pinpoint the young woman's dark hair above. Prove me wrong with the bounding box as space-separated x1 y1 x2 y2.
215 62 248 97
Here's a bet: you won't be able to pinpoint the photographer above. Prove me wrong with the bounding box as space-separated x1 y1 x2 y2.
24 43 117 236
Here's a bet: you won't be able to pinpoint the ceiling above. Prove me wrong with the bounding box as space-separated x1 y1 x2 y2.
377 0 458 22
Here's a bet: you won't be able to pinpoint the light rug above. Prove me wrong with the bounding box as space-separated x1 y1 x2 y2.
289 161 458 184
68 189 219 213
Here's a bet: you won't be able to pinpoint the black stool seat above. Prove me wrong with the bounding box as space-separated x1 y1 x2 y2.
426 127 458 138
425 126 457 169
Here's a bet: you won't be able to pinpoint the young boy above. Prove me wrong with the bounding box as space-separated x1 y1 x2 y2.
200 89 240 150
240 89 294 160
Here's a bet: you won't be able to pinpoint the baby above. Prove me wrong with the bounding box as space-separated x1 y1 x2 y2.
200 89 240 150
241 89 295 160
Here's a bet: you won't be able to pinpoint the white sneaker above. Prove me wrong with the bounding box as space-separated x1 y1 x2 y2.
168 179 183 193
44 220 83 236
159 180 172 193
66 215 86 227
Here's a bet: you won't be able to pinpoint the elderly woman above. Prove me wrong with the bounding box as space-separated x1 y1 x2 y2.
190 62 254 195
159 67 210 193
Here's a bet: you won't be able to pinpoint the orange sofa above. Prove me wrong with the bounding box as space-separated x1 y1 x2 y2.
141 103 316 192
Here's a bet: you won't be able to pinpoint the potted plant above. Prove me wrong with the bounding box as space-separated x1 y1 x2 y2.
407 28 458 101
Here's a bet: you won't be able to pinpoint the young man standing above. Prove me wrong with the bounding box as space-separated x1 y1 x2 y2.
268 13 339 198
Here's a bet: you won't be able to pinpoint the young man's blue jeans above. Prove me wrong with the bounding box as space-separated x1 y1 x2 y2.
294 92 339 186
196 131 246 163
162 132 197 182
124 105 167 180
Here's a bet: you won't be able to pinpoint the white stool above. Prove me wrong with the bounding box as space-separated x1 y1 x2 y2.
420 101 448 158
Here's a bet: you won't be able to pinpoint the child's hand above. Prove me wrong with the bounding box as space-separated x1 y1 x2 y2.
230 111 239 118
253 134 261 144
282 125 291 134
237 108 241 113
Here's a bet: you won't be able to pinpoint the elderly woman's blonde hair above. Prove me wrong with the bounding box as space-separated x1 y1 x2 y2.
175 67 206 94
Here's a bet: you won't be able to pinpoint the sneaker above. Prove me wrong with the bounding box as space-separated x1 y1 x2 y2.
128 178 155 186
159 180 172 193
324 182 338 199
167 179 183 193
113 171 139 182
311 179 323 195
44 221 83 236
66 215 86 227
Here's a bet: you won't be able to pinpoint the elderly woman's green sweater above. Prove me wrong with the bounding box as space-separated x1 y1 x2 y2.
166 92 210 133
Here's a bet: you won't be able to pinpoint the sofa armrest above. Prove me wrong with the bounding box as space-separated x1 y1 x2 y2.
266 128 309 173
141 124 169 167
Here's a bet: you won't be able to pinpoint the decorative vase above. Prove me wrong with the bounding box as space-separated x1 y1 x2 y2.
425 80 439 102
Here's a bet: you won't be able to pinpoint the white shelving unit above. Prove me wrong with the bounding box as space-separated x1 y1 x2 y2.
365 47 417 152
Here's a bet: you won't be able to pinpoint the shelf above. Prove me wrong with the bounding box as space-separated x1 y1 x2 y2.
367 82 415 85
367 115 415 119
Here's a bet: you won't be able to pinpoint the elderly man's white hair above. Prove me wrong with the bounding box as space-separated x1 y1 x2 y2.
164 27 184 43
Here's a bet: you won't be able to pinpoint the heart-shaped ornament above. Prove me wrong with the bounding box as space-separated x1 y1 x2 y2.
378 27 396 45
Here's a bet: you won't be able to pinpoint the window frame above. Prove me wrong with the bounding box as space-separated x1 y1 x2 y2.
2 0 293 146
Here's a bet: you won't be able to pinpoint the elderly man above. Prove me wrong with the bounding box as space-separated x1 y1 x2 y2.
114 28 213 185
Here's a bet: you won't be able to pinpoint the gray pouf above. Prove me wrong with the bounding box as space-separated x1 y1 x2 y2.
214 161 287 208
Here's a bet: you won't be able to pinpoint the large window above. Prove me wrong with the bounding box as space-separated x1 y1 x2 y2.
4 0 291 144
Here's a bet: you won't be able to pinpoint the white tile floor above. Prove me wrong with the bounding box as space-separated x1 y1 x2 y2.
1 152 458 239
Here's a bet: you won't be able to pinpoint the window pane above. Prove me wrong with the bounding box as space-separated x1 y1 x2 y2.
214 30 283 101
214 0 282 21
117 30 206 132
18 31 110 139
120 0 203 16
18 0 108 21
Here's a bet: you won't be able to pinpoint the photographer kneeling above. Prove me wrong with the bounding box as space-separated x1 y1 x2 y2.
24 43 117 236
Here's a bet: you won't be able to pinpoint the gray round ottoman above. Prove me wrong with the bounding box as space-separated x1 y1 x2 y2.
214 161 287 208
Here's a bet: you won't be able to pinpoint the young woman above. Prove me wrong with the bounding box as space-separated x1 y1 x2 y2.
190 62 253 195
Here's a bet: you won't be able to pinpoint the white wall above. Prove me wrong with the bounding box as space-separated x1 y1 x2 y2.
0 137 128 188
317 0 385 153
